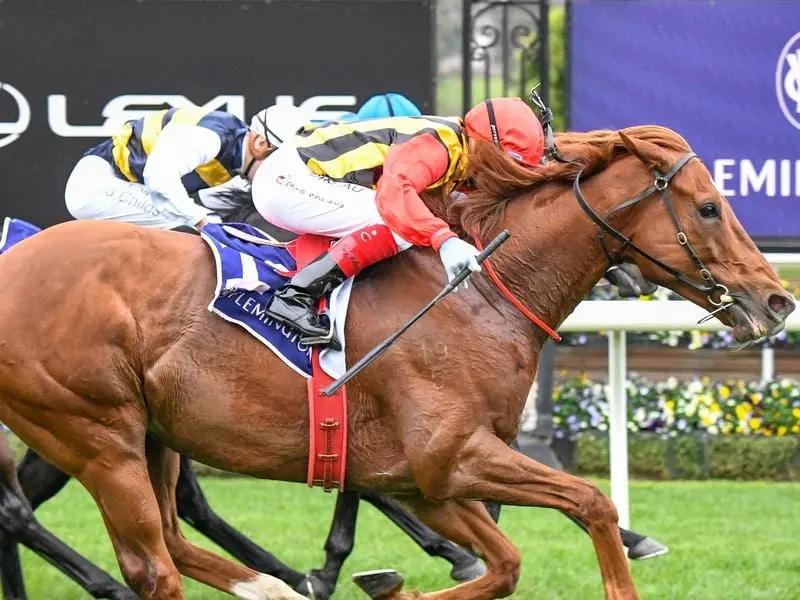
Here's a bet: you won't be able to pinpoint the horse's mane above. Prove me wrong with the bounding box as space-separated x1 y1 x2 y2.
447 125 692 240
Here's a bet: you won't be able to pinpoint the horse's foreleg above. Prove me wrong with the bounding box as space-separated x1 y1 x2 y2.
418 428 637 600
146 438 305 600
355 498 519 600
360 491 486 583
174 456 311 593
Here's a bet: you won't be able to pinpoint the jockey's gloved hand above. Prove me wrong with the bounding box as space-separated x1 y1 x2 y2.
438 237 481 290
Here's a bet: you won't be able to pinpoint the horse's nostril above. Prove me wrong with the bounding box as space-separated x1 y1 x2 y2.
768 293 795 317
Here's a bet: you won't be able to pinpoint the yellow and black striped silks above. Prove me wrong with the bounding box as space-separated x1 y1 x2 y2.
293 116 469 191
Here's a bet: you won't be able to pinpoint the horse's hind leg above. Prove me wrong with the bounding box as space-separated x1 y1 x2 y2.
0 441 135 599
0 535 25 600
0 441 27 600
16 448 70 510
360 491 486 582
146 437 305 600
174 456 316 596
354 498 518 600
75 449 184 600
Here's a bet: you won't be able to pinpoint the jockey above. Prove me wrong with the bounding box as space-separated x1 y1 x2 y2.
354 92 422 119
64 105 310 231
252 96 545 344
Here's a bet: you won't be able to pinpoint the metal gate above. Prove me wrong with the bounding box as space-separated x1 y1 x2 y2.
461 0 550 114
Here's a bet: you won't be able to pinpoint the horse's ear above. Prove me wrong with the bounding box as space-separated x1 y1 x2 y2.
619 130 671 172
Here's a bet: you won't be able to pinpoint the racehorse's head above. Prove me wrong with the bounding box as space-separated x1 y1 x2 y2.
606 127 795 343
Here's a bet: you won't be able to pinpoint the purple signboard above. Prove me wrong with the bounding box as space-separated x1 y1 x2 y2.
569 0 800 239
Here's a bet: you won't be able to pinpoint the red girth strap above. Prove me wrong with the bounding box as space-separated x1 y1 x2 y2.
295 234 349 492
473 237 561 342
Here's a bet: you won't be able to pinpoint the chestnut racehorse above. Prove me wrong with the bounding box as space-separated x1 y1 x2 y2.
0 126 793 600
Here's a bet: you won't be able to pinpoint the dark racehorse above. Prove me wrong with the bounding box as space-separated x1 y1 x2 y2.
0 200 665 599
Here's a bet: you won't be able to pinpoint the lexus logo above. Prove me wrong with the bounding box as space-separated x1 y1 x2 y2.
776 31 800 131
0 82 31 148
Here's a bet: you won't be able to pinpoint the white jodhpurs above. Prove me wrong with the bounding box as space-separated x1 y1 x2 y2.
250 144 412 250
64 156 189 230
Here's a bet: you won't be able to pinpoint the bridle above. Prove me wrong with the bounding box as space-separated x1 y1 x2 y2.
573 153 733 322
529 87 734 323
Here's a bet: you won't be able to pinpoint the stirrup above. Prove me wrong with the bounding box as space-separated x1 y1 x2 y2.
302 325 342 352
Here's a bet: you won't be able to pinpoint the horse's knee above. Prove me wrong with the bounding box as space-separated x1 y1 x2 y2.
576 484 618 525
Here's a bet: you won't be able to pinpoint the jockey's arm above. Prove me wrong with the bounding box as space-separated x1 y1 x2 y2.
375 134 458 251
143 124 221 228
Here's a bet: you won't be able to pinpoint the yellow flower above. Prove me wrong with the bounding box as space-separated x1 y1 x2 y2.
702 376 711 386
735 424 744 434
665 400 675 414
710 401 721 413
735 403 752 421
778 426 788 436
749 417 761 430
702 415 715 427
751 393 762 405
764 429 773 437
718 386 730 399
792 408 800 419
793 424 800 434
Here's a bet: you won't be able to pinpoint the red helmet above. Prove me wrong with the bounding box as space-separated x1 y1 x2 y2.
464 97 544 167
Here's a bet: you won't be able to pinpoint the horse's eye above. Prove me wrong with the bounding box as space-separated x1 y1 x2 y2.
698 203 719 219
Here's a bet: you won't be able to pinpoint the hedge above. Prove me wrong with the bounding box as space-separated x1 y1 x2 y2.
558 432 800 481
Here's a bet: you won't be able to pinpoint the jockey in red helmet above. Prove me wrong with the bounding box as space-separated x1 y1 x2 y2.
250 97 545 345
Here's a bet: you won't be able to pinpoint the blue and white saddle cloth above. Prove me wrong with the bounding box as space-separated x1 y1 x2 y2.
0 217 41 254
200 223 352 379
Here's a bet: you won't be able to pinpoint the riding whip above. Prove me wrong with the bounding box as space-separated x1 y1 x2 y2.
320 230 510 397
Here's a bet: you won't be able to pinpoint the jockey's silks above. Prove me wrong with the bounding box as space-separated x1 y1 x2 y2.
294 116 469 192
84 108 247 194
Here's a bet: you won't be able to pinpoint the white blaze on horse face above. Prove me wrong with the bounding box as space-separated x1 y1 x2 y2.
231 574 306 600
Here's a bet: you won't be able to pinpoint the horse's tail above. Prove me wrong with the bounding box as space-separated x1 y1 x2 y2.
0 218 42 257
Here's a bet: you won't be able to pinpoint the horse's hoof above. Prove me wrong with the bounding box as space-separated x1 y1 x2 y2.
353 569 405 599
627 536 669 561
449 556 487 582
294 573 330 600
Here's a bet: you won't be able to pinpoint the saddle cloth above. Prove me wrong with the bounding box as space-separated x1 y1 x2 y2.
0 217 41 253
199 223 353 379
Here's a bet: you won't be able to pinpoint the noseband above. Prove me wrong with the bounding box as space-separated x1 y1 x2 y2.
573 151 734 321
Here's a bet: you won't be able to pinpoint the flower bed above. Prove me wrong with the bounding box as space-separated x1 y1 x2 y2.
551 373 800 480
553 374 800 439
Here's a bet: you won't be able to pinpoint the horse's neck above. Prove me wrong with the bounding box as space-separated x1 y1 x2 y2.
486 163 632 346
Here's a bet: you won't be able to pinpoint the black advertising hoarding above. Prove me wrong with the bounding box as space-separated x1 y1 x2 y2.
0 0 435 227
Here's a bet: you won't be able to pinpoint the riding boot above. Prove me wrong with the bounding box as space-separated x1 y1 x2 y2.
266 224 400 345
267 253 348 343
